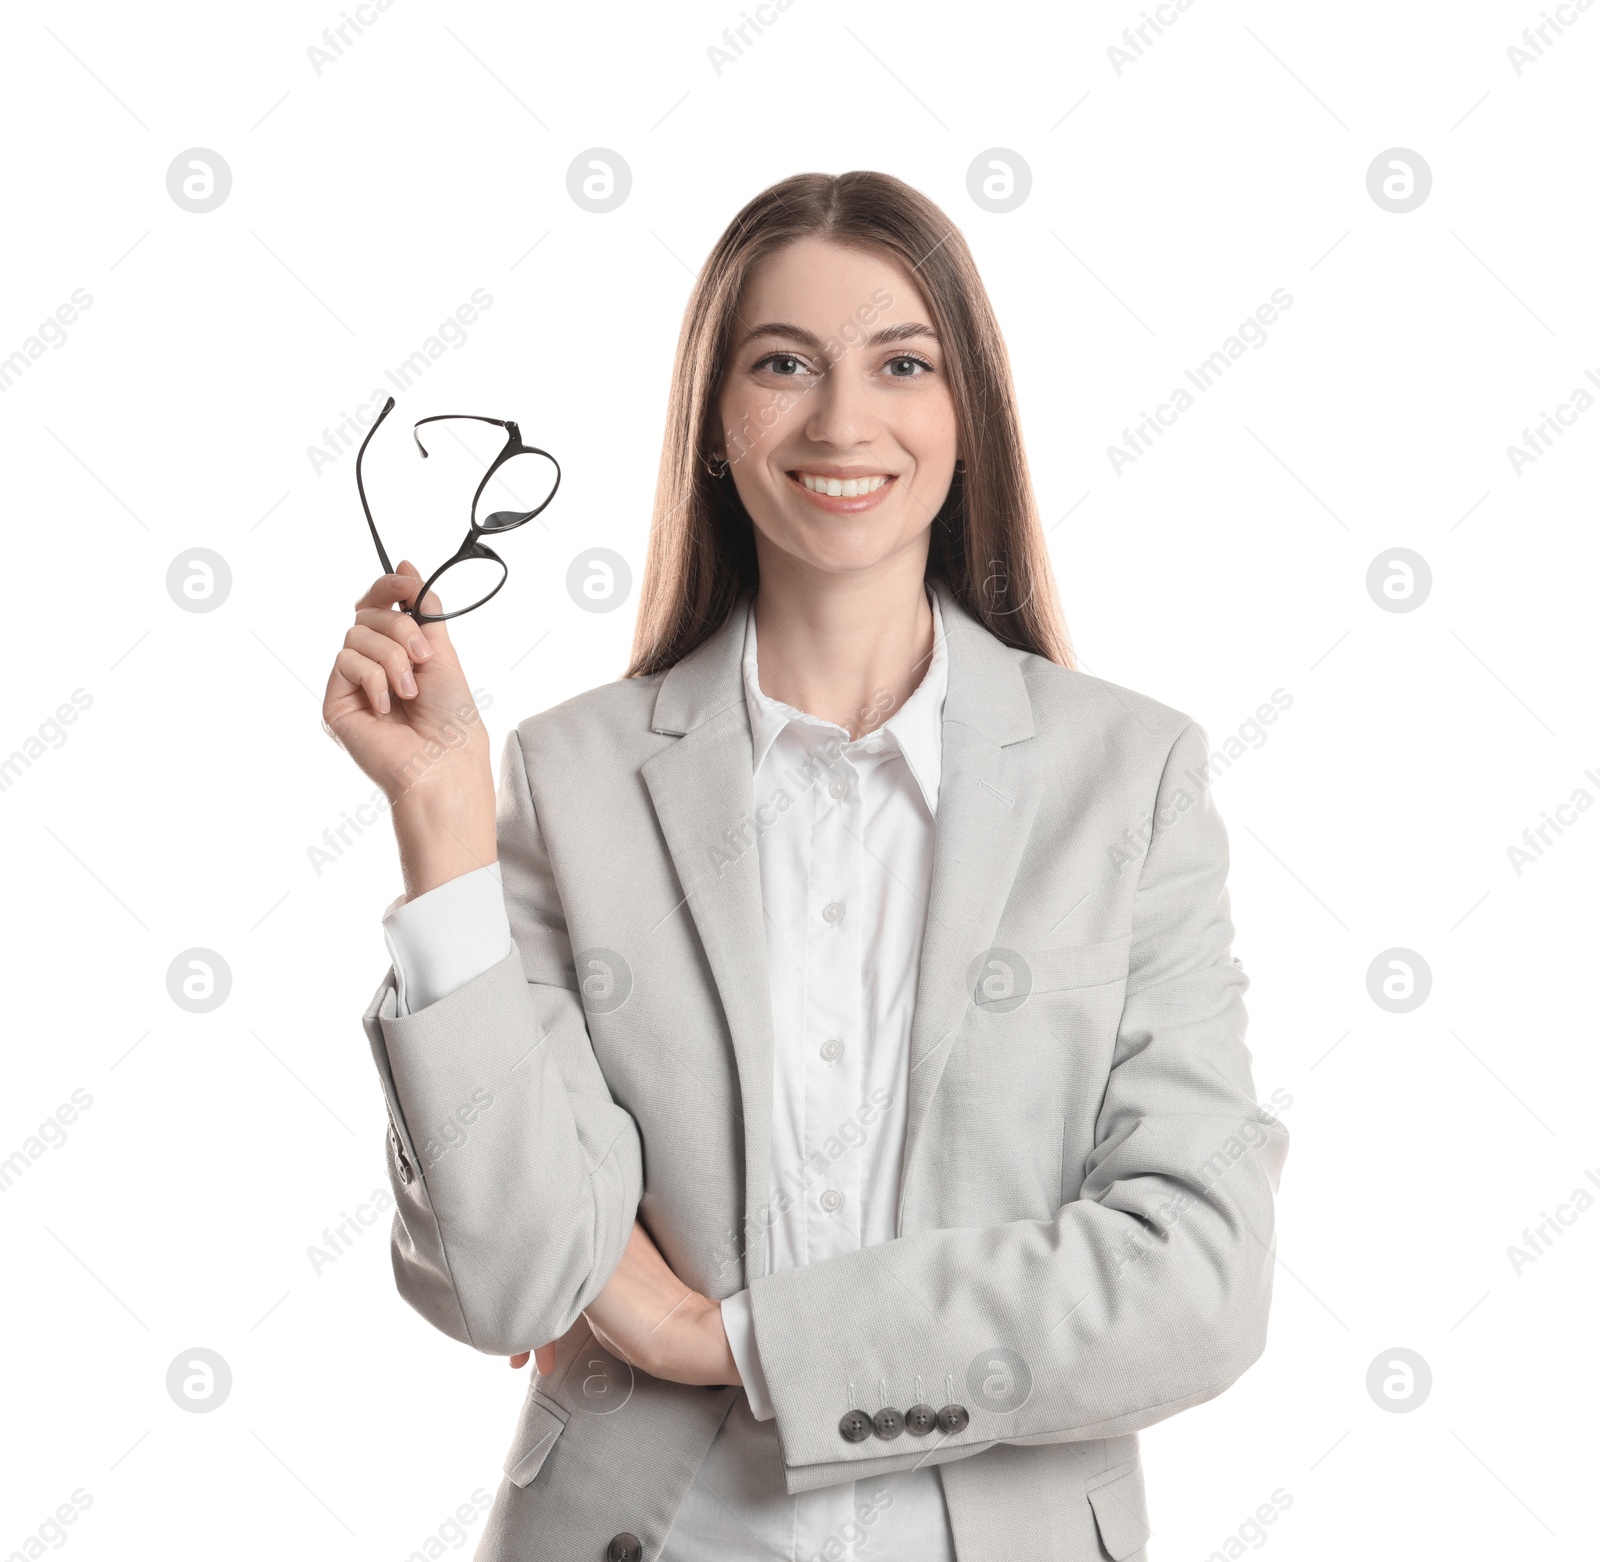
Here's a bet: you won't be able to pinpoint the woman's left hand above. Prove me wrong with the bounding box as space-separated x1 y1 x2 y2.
510 1220 741 1388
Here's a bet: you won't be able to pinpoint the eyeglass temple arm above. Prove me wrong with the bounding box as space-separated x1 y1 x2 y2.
411 413 514 459
356 396 397 575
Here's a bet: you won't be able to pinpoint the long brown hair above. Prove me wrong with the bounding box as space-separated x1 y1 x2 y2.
625 170 1074 677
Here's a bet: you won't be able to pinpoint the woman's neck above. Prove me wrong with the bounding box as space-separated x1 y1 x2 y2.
750 550 936 742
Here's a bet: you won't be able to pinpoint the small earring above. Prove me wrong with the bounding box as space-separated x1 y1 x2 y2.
705 452 730 479
954 458 966 473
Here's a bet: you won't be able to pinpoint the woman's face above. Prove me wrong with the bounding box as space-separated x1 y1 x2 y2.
713 236 960 580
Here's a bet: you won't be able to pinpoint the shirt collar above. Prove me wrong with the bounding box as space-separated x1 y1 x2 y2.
741 587 949 815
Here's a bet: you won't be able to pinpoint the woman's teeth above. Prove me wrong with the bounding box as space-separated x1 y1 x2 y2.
796 473 891 498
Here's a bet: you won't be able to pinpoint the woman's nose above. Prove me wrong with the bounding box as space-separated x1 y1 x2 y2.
803 357 879 450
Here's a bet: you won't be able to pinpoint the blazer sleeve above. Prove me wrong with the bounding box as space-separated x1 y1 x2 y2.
360 725 645 1356
744 720 1289 1494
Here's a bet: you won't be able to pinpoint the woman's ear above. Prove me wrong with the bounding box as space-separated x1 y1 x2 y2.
702 420 727 469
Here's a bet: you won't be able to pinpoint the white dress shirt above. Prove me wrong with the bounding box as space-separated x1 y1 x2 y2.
381 588 955 1561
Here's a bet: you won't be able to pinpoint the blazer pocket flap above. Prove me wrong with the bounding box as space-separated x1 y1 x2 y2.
504 1389 569 1488
1086 1462 1151 1561
1026 936 1132 995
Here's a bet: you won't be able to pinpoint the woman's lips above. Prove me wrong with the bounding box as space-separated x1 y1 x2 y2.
785 470 898 513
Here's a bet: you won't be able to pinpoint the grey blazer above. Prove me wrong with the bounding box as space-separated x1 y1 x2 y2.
360 576 1289 1562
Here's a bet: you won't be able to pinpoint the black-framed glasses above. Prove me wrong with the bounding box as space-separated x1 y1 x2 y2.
355 395 561 623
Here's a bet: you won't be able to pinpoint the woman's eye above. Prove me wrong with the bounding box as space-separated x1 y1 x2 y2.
755 353 810 376
885 354 933 377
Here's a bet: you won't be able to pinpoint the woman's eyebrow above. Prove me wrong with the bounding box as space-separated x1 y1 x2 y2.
741 320 939 349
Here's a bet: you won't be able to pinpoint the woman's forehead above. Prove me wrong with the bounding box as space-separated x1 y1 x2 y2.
735 236 929 320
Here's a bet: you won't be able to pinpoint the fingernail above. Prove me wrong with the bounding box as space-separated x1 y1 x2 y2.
398 669 416 696
408 635 431 659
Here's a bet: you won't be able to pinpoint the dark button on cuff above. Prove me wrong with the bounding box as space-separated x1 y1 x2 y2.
389 1125 414 1185
606 1534 642 1562
872 1407 905 1440
839 1409 873 1443
937 1403 970 1434
904 1403 937 1436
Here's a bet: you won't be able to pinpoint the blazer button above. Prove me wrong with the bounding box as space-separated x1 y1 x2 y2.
388 1125 414 1185
937 1403 970 1434
872 1407 905 1440
904 1403 937 1436
606 1534 642 1562
838 1410 873 1443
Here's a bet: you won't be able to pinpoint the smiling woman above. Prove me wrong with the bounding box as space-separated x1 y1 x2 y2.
325 167 1285 1562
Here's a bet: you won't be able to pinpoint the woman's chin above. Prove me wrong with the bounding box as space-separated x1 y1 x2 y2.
757 525 924 580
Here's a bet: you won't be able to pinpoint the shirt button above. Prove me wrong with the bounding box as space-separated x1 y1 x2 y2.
865 735 884 753
822 901 844 925
828 777 849 800
820 1038 843 1062
820 1188 843 1213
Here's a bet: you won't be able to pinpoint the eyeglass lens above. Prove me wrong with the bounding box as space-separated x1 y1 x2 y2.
473 447 559 532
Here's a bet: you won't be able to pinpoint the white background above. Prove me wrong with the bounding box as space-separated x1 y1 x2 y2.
2 0 1595 1557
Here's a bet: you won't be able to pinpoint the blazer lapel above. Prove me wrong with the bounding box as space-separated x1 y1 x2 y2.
641 597 778 1280
898 580 1043 1231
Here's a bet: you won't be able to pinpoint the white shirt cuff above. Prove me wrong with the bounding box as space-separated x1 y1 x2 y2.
381 863 512 1016
719 1289 775 1420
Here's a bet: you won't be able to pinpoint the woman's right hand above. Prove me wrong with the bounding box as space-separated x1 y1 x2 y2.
321 560 498 898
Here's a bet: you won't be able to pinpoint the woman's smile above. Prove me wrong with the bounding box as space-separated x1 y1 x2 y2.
784 467 898 512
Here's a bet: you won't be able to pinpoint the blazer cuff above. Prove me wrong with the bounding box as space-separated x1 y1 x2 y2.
381 862 512 1016
719 1289 775 1421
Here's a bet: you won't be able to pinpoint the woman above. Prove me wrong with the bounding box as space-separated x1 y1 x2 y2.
323 171 1288 1562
